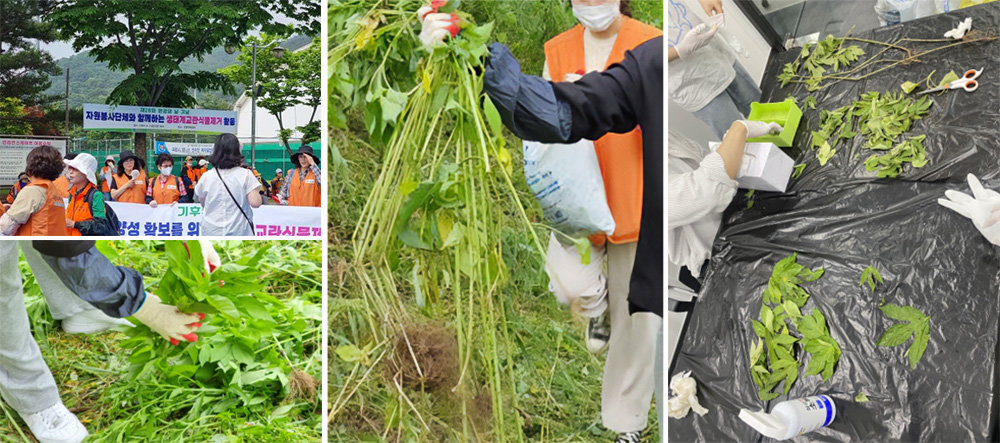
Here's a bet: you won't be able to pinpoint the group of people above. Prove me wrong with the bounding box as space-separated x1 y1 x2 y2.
0 134 323 236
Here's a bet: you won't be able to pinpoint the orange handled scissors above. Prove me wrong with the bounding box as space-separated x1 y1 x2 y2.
917 68 983 95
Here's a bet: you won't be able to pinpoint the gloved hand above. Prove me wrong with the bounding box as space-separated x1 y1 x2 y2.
132 293 203 345
198 239 221 273
417 5 460 49
674 23 719 58
937 173 1000 245
735 120 783 139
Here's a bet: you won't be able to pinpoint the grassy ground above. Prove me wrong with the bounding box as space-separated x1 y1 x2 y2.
328 125 660 441
0 241 322 442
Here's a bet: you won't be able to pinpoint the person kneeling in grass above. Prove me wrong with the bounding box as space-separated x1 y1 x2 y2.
64 153 119 236
0 145 69 236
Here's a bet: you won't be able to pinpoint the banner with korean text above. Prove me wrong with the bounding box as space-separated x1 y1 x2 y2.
83 104 237 134
107 202 321 237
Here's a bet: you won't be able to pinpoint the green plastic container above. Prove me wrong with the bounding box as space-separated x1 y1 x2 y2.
746 100 802 147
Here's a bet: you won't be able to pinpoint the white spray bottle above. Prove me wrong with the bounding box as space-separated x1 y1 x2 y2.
738 395 837 440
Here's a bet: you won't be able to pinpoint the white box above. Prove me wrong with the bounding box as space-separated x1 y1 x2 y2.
709 141 795 192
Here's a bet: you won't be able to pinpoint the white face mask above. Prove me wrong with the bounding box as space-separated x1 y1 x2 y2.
160 166 173 176
572 1 620 32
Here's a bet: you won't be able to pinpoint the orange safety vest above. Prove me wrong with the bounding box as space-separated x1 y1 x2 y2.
112 170 147 203
186 165 203 185
148 175 182 204
543 16 660 245
66 182 96 236
5 180 25 204
100 166 113 192
287 168 321 207
16 179 69 236
53 175 69 196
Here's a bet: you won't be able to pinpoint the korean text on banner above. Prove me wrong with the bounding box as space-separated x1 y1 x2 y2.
107 202 321 237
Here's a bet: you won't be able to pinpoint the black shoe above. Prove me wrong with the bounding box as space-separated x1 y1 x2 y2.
615 431 642 443
587 314 610 354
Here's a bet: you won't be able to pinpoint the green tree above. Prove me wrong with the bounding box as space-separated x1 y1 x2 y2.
0 0 62 105
0 97 33 134
220 35 321 153
49 0 320 162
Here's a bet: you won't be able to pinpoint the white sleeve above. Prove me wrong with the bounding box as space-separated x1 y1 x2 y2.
668 152 740 229
244 170 261 193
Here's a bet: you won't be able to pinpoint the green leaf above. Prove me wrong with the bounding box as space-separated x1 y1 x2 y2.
804 96 818 110
855 392 870 402
907 322 930 369
938 70 959 88
335 344 365 363
900 81 919 94
207 294 240 319
572 237 592 265
860 266 884 291
482 94 504 140
792 163 807 179
818 141 836 166
876 323 914 347
880 304 926 323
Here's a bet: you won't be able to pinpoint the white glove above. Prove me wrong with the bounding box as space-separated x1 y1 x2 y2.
735 120 783 139
198 239 221 273
132 293 203 345
674 23 719 58
418 9 454 49
937 173 1000 246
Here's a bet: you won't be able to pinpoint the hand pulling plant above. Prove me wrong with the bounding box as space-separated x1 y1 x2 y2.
330 1 542 440
750 253 841 401
108 241 321 439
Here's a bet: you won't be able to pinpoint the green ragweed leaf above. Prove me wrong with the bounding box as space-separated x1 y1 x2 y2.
876 303 931 369
860 266 884 291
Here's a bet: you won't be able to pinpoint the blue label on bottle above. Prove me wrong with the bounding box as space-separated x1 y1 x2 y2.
820 395 834 426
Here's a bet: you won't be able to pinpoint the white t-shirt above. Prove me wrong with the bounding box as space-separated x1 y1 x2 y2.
668 30 736 112
667 130 738 280
194 167 261 236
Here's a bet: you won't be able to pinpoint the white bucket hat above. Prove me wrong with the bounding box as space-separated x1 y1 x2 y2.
64 153 98 186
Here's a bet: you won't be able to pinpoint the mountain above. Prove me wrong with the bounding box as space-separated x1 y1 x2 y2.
45 45 241 109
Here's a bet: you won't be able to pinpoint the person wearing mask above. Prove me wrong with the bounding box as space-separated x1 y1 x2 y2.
109 150 147 203
194 134 263 236
0 241 208 443
6 172 29 204
0 145 69 236
100 155 115 200
146 153 189 207
421 6 670 438
64 153 118 236
180 156 199 195
279 146 322 207
536 1 660 441
668 0 761 139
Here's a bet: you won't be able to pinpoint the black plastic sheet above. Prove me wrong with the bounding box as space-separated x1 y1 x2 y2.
669 4 1000 442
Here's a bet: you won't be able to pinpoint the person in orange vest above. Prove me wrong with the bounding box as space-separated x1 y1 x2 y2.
279 145 321 207
269 168 284 203
100 155 115 200
52 152 73 197
0 145 69 236
63 153 118 236
180 155 200 195
5 172 29 204
539 1 660 440
146 153 190 207
109 149 147 203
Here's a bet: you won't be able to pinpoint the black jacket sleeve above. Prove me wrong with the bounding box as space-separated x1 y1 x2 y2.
482 41 645 144
31 242 145 318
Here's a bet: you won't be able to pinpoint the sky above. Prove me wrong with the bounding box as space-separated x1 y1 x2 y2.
37 11 301 61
